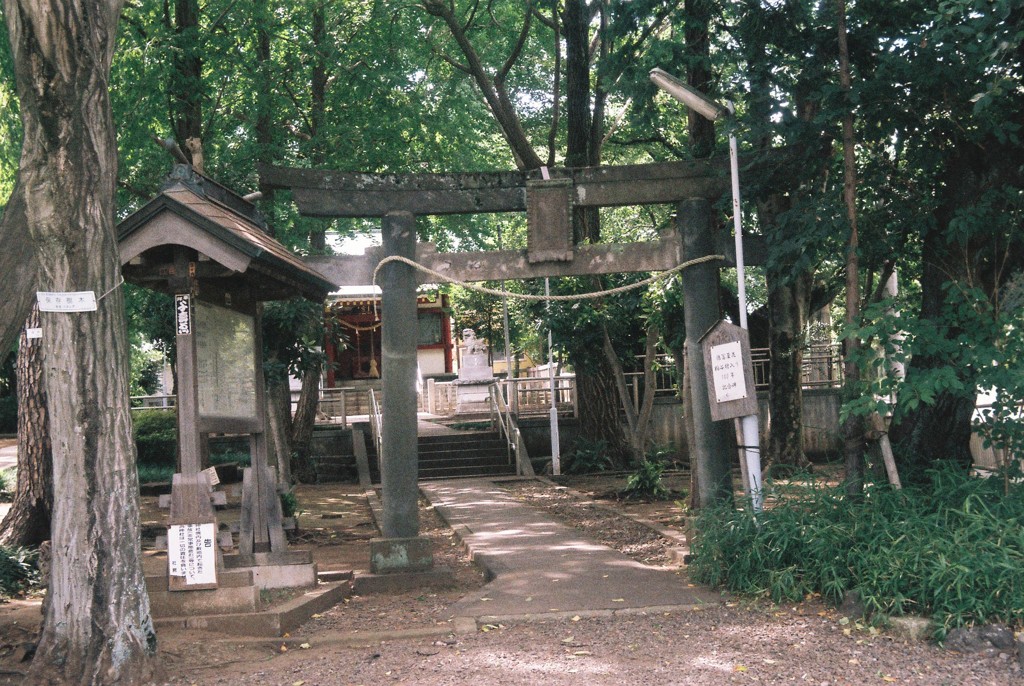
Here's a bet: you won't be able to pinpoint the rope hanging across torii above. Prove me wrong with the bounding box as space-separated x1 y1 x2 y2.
370 252 725 317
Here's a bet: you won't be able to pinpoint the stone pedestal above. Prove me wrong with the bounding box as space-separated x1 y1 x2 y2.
369 536 434 574
455 380 495 414
456 348 495 414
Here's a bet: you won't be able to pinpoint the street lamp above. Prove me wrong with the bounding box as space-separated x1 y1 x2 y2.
650 67 764 511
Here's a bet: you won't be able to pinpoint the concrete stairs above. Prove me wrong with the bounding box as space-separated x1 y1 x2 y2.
310 425 516 483
415 431 515 480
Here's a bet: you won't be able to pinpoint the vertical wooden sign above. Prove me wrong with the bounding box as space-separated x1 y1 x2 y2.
700 320 759 421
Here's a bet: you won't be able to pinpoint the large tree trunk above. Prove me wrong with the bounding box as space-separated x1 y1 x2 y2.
889 182 979 478
576 355 632 469
765 270 812 470
837 0 866 495
0 182 37 354
890 130 1023 478
171 0 203 153
265 372 294 485
290 360 322 455
0 306 52 547
3 1 159 682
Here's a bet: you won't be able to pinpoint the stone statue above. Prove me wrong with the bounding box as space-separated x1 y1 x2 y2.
461 328 488 356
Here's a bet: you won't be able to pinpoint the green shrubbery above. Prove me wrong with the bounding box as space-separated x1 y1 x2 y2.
132 410 177 466
0 546 39 599
564 438 612 474
689 466 1024 638
623 459 670 500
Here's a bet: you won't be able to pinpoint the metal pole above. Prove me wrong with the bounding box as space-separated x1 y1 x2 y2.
499 227 514 400
728 110 764 512
546 277 561 474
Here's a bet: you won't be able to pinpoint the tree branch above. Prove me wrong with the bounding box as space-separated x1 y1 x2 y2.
497 0 532 81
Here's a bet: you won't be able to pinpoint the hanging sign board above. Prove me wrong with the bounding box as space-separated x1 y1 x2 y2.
701 320 759 422
37 291 97 312
167 521 218 590
175 294 192 335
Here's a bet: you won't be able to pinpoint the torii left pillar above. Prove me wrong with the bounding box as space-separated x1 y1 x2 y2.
369 211 434 574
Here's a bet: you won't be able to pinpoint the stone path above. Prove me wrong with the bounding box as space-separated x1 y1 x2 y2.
420 478 718 623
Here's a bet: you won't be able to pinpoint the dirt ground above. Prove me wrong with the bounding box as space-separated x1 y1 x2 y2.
0 474 1020 685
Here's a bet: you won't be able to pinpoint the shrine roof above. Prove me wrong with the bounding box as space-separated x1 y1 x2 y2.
118 165 336 302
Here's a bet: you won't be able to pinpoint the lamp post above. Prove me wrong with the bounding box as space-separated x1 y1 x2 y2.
650 67 763 511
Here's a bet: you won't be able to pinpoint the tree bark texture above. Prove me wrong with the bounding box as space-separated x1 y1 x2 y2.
171 0 203 152
0 305 52 547
838 0 866 495
265 372 294 485
290 360 322 458
766 270 812 470
575 355 632 469
0 181 39 355
3 1 159 682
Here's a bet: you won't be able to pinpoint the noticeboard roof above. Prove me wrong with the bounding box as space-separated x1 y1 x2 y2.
118 165 336 302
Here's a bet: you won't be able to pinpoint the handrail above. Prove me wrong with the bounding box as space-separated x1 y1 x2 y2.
368 388 383 463
499 376 576 418
129 394 176 410
489 385 534 477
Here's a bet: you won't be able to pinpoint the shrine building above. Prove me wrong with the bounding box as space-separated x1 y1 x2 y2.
324 287 454 386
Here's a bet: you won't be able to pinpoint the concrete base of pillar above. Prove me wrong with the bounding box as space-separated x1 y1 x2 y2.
370 536 434 574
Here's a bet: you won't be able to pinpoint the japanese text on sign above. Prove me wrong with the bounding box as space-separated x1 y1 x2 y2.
175 294 192 335
167 522 217 586
711 340 748 403
37 291 97 312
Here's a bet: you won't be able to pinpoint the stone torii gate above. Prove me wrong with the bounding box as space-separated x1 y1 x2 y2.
260 158 764 572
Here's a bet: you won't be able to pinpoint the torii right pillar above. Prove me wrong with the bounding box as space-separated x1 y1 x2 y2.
678 197 734 506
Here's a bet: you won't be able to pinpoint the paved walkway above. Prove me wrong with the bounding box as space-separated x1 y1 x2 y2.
420 478 719 623
0 443 15 472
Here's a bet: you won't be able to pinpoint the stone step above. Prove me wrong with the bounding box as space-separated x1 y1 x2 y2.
419 464 517 480
153 580 350 637
419 445 506 459
147 570 260 618
419 455 511 470
418 433 502 447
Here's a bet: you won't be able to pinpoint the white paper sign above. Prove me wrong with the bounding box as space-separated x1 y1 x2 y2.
711 340 747 403
37 291 97 312
167 522 217 586
202 466 220 487
25 328 42 340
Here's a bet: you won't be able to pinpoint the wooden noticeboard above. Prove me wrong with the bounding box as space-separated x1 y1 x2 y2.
700 320 759 422
194 301 258 422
